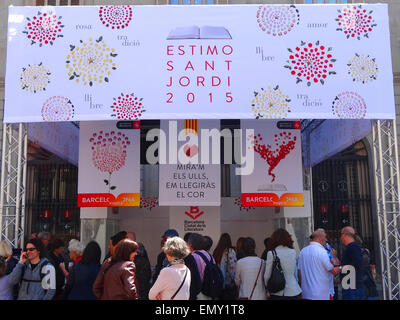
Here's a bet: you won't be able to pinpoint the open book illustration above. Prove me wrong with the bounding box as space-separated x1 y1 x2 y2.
167 25 232 40
257 184 287 192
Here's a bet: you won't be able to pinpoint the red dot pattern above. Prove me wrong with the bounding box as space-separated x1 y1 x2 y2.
234 197 255 211
41 96 74 121
337 5 375 39
140 197 158 210
24 12 63 45
112 93 145 120
90 130 130 173
286 41 335 85
256 5 299 37
332 91 367 119
99 5 133 29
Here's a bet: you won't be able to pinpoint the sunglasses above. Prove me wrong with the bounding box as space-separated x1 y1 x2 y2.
26 248 37 252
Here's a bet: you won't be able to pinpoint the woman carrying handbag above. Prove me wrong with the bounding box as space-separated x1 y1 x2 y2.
234 237 266 300
264 229 302 300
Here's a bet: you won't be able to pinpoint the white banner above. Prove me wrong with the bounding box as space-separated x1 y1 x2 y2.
241 119 303 206
169 206 221 243
78 121 140 207
158 120 221 206
4 4 395 122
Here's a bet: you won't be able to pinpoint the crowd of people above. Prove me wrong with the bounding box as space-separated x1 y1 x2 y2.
0 226 378 300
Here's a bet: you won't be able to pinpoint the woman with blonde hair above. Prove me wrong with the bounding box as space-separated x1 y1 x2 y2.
149 236 191 300
0 240 18 275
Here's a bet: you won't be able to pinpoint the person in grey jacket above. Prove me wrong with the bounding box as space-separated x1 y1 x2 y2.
8 238 56 300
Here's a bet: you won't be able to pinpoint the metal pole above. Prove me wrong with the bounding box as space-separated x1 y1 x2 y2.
5 125 12 240
14 123 23 248
373 121 388 300
20 125 27 249
390 120 400 291
377 120 393 299
0 123 7 241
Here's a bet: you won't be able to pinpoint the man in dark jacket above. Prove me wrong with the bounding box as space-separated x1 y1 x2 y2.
47 238 66 299
340 226 365 300
127 232 152 300
184 251 202 300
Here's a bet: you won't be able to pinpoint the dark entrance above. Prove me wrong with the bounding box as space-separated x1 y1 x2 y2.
312 141 375 262
25 142 80 241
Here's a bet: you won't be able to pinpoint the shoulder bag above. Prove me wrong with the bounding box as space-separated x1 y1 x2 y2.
236 259 263 300
170 267 188 300
266 249 286 294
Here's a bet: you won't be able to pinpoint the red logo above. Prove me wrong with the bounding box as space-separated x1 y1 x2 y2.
185 206 204 220
340 204 349 213
63 209 72 219
293 121 301 130
41 209 51 219
133 121 140 129
320 204 328 213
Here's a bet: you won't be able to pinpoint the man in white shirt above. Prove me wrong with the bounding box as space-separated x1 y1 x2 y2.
298 229 341 300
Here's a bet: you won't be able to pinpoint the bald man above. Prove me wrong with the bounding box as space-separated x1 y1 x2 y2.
340 226 365 300
298 229 341 300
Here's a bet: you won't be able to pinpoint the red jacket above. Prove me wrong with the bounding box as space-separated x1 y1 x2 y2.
93 260 138 300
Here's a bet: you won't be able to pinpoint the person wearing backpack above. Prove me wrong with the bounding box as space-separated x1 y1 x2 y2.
8 238 56 300
188 233 223 300
234 237 266 300
264 229 302 300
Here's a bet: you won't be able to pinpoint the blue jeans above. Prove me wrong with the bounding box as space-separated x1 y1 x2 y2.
342 288 365 300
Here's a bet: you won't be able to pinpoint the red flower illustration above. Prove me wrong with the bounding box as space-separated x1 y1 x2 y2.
332 91 367 119
256 5 299 37
336 5 376 40
22 11 64 46
99 5 133 29
250 132 297 182
111 93 145 120
41 96 74 121
90 130 131 192
285 41 336 86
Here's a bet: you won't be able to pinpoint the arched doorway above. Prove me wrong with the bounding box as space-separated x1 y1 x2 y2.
312 141 375 261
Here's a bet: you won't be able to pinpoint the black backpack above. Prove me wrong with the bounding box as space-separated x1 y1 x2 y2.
195 251 224 299
266 250 286 294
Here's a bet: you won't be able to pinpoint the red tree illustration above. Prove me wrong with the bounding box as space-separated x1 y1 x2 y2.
90 130 130 192
250 132 297 182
